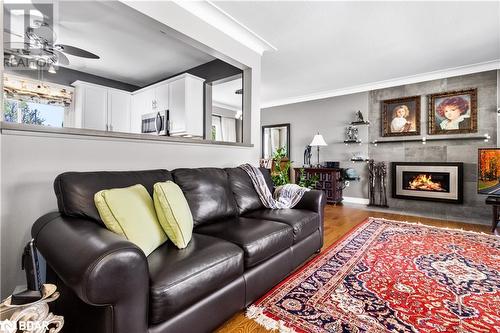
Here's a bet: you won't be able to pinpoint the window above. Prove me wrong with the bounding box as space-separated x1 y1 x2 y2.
3 99 65 127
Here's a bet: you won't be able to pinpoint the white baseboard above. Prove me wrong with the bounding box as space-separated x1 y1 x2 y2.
343 197 370 205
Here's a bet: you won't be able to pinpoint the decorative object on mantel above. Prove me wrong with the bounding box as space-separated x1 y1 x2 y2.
372 133 490 146
0 284 64 333
246 217 500 333
382 95 421 137
351 110 370 125
309 132 328 167
368 160 388 207
428 88 477 135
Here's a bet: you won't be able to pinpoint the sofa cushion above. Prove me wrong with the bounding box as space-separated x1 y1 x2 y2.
172 168 238 226
94 184 167 256
244 209 320 243
153 181 193 249
225 167 264 214
54 169 172 223
147 233 243 324
195 217 293 268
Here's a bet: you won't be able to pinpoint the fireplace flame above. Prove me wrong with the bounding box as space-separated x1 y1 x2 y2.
408 174 445 191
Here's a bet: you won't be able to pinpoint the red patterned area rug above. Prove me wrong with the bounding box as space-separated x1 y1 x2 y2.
246 218 500 333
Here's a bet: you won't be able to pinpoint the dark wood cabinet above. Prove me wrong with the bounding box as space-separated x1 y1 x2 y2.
294 168 343 204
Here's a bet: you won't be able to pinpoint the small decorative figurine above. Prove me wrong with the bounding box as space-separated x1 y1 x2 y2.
303 145 312 167
346 126 359 142
355 110 364 123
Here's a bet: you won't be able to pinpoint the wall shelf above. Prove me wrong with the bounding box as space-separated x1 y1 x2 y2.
344 139 362 145
371 134 491 146
350 158 370 163
350 121 370 126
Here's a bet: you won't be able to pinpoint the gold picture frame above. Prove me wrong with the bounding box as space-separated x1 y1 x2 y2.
428 88 477 135
381 96 421 137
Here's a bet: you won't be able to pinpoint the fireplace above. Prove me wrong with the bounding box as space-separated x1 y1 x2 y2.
392 162 463 204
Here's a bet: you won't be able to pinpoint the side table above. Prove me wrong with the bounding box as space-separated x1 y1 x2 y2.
485 196 500 234
0 284 64 333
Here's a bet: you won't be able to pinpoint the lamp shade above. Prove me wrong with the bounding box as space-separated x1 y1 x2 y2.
310 134 327 147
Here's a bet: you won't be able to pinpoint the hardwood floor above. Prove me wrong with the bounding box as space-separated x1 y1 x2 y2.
215 205 493 333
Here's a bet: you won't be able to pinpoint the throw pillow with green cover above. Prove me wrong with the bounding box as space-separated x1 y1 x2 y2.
94 184 167 256
153 181 193 249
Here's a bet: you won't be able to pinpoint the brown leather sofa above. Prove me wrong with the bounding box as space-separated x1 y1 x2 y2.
32 168 325 333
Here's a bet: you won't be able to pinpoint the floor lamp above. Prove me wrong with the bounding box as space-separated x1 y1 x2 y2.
310 132 327 167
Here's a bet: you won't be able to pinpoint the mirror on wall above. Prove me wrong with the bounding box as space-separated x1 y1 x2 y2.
262 123 290 159
2 1 245 143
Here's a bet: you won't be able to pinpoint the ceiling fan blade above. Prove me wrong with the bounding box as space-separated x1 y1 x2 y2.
53 49 70 65
55 44 100 59
3 28 24 39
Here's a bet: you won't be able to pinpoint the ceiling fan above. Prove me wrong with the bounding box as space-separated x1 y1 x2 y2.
4 20 100 73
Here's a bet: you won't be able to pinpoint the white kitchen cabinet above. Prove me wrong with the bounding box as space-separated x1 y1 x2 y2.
155 81 170 112
168 74 204 137
72 81 131 132
80 85 107 131
130 89 155 133
108 90 131 132
130 73 204 137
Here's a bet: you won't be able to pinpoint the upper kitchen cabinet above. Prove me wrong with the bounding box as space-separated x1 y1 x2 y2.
169 74 204 137
72 81 131 132
130 73 205 137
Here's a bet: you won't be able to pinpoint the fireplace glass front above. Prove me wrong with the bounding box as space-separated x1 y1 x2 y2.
402 172 450 193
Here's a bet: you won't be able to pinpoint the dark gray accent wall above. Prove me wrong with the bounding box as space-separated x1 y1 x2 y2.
368 70 498 224
141 59 242 89
261 92 369 199
5 67 139 91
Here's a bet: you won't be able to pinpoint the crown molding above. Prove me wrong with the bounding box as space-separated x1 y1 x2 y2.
172 0 277 55
261 60 500 109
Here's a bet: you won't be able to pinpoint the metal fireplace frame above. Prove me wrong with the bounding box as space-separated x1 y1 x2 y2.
391 162 464 204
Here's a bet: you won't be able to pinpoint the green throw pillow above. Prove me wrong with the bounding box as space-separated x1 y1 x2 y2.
153 181 193 249
94 184 167 256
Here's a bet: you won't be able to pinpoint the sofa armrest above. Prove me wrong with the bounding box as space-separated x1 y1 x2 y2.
32 212 149 333
294 190 326 248
294 190 325 213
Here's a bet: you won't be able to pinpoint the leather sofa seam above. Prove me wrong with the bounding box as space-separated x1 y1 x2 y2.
150 252 242 296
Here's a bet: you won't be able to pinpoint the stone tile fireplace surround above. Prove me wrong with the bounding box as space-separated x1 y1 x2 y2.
368 70 498 224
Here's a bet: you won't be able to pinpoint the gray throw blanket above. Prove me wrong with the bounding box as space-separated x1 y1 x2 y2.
239 164 309 209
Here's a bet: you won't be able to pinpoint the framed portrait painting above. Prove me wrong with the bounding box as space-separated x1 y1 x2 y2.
381 96 421 137
428 88 477 135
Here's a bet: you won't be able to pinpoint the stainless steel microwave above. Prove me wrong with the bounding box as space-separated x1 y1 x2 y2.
142 110 169 135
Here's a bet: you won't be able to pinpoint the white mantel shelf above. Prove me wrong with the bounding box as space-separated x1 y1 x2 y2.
0 122 253 148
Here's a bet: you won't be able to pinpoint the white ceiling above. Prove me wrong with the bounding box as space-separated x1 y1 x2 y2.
44 1 214 86
214 1 500 106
